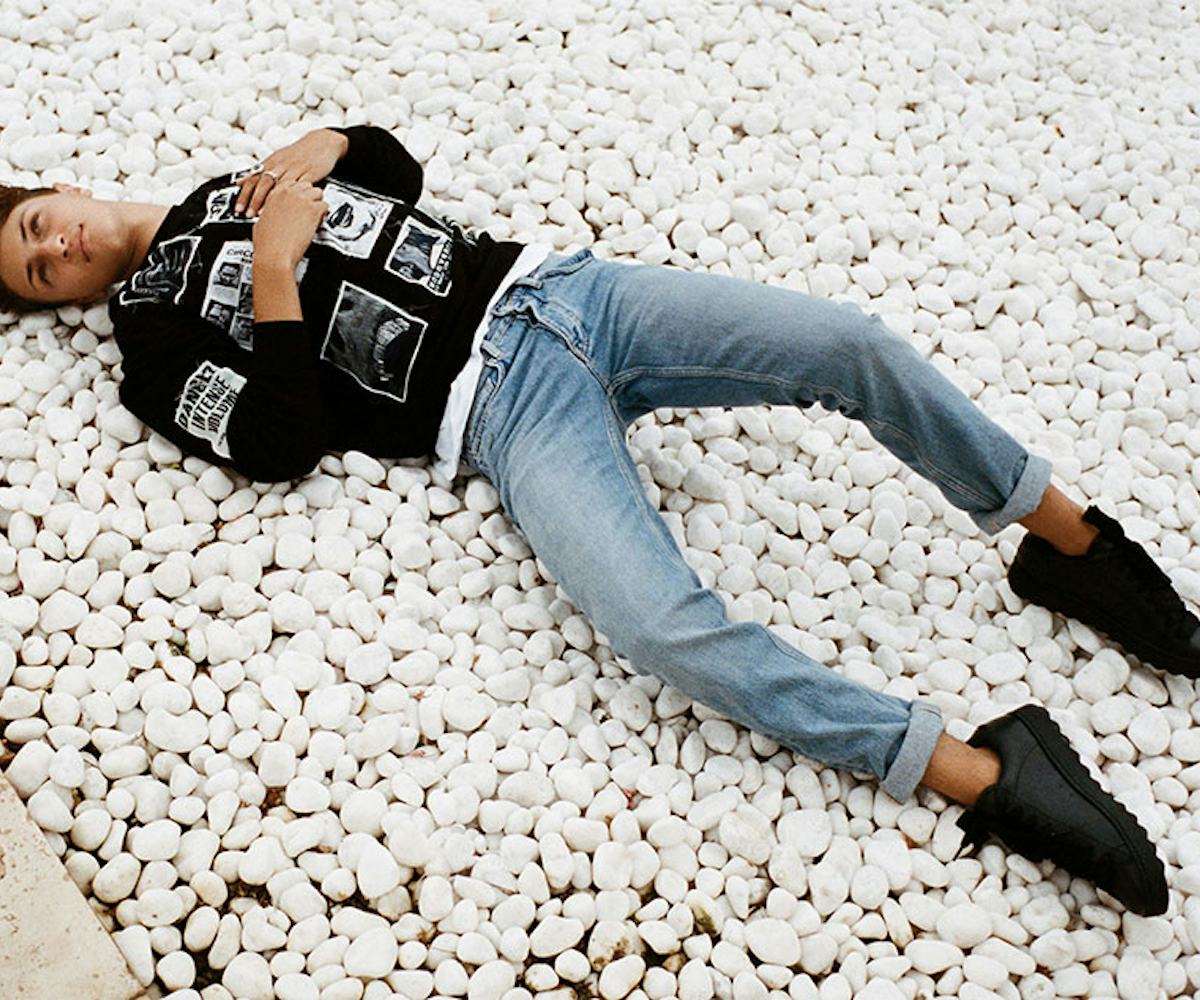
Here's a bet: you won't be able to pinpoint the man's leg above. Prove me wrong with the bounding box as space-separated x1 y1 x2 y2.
465 311 948 803
478 256 1169 911
516 254 1055 537
518 255 1197 676
1018 485 1099 555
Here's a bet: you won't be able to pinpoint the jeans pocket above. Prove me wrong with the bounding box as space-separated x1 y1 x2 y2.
463 356 505 474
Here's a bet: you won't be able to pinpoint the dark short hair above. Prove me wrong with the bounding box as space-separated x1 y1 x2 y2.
0 184 59 314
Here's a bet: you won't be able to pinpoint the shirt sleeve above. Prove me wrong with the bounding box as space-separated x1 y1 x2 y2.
327 124 424 203
116 304 331 483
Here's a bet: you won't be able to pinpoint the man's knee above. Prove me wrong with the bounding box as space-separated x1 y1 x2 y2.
611 587 729 678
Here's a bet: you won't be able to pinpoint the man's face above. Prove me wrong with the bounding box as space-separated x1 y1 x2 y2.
0 184 118 308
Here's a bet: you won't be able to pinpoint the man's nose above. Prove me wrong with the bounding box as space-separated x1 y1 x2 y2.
41 229 69 260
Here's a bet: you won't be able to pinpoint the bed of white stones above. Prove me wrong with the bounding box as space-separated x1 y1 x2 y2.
2 1 1199 998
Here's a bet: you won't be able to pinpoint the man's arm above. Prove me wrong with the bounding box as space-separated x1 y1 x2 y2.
327 124 424 203
325 128 350 160
253 259 304 324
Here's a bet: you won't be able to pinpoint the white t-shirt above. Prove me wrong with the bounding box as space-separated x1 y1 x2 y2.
432 242 555 481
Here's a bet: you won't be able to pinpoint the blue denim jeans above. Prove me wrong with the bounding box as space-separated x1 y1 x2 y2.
460 248 1053 802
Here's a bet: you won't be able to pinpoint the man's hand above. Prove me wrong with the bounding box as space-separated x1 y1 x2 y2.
252 178 329 272
235 129 349 219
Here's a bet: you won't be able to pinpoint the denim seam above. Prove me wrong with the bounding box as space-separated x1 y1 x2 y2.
486 305 680 570
757 623 921 779
464 359 501 473
601 400 691 573
608 364 996 509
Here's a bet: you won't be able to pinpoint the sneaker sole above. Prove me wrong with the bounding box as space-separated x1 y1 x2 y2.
1008 555 1200 679
1010 705 1166 915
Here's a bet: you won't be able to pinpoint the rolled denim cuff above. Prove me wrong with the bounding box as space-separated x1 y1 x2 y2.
970 451 1054 536
880 699 944 803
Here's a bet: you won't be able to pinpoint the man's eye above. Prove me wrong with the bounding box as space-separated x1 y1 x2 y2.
33 215 47 286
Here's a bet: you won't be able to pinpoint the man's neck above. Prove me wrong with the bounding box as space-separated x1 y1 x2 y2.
119 201 173 283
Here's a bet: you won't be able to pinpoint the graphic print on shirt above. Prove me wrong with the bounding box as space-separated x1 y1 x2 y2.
320 282 428 404
384 217 453 297
200 242 311 351
202 241 256 350
116 235 202 308
203 183 250 226
174 360 247 460
310 181 391 259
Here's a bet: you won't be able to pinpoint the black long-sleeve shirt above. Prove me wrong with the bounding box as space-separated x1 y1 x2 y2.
109 125 525 482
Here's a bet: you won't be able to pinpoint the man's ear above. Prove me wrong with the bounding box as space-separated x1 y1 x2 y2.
52 182 92 198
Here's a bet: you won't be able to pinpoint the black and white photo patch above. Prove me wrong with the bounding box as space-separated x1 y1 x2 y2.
202 241 256 350
203 184 247 226
310 181 392 259
200 242 311 351
117 235 202 307
384 217 453 296
174 361 247 460
320 282 427 404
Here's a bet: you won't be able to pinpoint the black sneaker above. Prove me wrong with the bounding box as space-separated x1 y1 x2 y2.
954 703 1168 916
1008 503 1200 678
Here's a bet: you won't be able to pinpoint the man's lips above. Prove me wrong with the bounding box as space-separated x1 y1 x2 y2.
79 224 89 263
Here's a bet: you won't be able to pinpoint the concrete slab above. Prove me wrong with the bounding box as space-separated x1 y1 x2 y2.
0 773 145 999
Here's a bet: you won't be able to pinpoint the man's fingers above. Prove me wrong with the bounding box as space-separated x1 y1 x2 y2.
235 168 293 217
234 169 319 218
235 172 264 212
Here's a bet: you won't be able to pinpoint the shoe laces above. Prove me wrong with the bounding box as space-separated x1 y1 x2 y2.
955 787 1114 884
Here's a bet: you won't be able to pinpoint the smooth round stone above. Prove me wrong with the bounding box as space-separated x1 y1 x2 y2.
829 525 869 558
593 842 633 890
419 876 454 921
976 652 1026 685
529 915 584 957
345 642 391 685
718 804 773 865
906 939 964 974
48 745 85 787
340 789 387 834
443 690 490 731
130 819 181 862
388 820 433 868
744 918 800 966
935 902 992 948
632 921 676 957
356 840 401 899
847 453 888 488
136 888 184 926
258 742 297 787
856 980 905 1000
599 954 645 999
777 809 832 858
286 777 330 813
849 864 889 910
962 954 1008 990
609 685 653 730
1020 895 1069 936
144 708 209 753
467 960 517 999
260 675 301 717
343 927 399 979
275 972 320 1000
354 714 399 758
1127 708 1170 756
223 952 273 1000
1117 945 1161 1000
